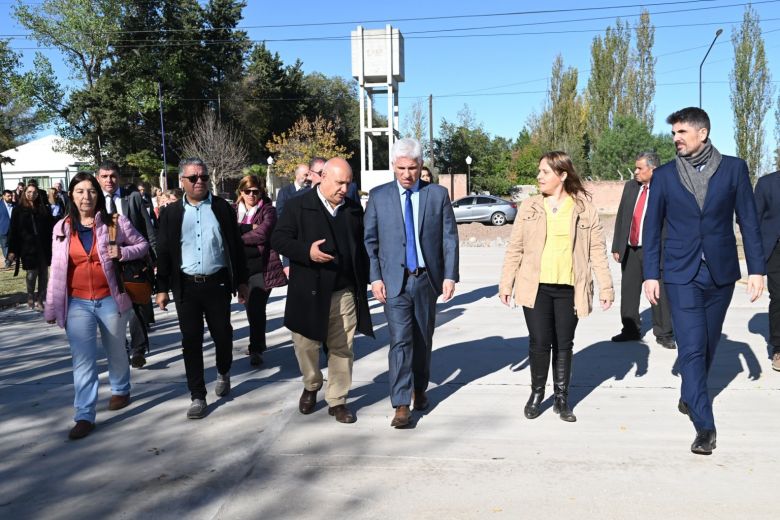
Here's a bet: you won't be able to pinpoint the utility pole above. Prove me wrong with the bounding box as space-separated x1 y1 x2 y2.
428 95 435 169
158 81 169 190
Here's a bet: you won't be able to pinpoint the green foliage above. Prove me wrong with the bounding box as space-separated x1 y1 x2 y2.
125 150 166 184
1 40 45 160
590 115 674 180
730 5 774 178
586 18 631 141
266 116 351 179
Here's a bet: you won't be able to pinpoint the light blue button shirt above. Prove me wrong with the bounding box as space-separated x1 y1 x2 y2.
397 180 425 268
180 193 226 275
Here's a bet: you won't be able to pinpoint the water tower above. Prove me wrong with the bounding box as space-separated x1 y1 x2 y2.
351 25 404 193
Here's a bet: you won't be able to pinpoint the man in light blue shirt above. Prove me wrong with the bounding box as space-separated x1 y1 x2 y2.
181 193 227 276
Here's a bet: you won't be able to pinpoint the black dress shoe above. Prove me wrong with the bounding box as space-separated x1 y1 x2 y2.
678 399 689 416
328 405 356 423
413 390 429 411
691 429 717 455
656 337 676 349
299 387 319 414
611 331 641 342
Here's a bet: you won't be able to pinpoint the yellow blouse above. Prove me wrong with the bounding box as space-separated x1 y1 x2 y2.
539 196 574 285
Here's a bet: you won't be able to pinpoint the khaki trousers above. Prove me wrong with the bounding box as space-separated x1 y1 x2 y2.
292 288 357 407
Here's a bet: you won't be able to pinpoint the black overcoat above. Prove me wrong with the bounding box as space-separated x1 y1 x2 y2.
271 188 374 342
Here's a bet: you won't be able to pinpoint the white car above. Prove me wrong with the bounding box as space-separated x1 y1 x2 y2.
451 195 517 226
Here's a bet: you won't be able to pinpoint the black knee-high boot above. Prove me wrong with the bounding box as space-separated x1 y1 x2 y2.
552 349 576 422
524 350 550 419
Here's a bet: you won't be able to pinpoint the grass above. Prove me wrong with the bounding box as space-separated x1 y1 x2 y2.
0 265 28 308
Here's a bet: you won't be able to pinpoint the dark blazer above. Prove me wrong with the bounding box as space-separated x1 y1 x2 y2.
611 179 642 260
155 195 248 302
116 190 157 257
7 205 54 269
271 188 373 342
0 201 12 236
239 198 287 289
643 156 765 285
754 170 780 262
364 180 459 297
275 183 309 219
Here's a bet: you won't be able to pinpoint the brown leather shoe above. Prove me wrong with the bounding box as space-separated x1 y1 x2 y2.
328 405 356 423
391 405 411 428
108 394 130 411
413 390 429 411
68 420 95 440
299 387 319 414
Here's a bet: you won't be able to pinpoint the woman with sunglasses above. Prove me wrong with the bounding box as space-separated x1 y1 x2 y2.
236 175 287 366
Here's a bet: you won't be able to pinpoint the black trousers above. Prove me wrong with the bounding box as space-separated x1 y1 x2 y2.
620 246 674 339
246 273 271 354
175 271 233 400
768 242 780 353
523 284 579 355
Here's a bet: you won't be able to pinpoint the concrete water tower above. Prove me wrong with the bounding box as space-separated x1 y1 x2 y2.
351 25 404 193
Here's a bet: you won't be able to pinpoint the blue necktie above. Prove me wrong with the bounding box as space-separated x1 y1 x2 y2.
404 189 419 271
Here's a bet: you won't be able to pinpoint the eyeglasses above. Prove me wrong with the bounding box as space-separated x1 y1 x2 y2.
309 170 323 176
243 189 260 195
182 174 209 184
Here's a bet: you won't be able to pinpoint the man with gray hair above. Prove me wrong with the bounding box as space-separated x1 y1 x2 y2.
155 158 248 419
611 151 675 349
364 137 459 428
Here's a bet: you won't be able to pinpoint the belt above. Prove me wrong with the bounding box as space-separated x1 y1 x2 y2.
183 270 226 283
405 267 427 277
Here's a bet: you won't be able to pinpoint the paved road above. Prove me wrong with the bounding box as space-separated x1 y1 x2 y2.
0 248 776 519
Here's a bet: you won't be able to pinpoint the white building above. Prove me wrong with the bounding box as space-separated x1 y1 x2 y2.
0 135 90 191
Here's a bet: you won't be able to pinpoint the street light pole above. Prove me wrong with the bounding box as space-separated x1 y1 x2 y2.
266 156 274 200
465 155 472 195
699 28 723 108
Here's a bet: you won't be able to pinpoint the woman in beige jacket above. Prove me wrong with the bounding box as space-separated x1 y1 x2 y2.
499 151 614 422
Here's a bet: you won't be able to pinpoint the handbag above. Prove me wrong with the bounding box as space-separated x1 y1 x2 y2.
108 214 153 305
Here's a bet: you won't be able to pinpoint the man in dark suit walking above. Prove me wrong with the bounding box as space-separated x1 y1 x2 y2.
155 158 248 419
275 163 309 219
271 157 373 423
97 161 158 368
364 138 460 428
1 190 14 268
754 170 780 371
643 107 764 455
611 151 675 348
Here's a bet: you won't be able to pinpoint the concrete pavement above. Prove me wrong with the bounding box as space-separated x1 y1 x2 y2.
0 247 777 519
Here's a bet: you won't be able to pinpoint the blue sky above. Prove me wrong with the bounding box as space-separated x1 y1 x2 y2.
3 0 780 161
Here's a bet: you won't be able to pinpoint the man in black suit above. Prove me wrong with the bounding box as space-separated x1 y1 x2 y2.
611 151 675 349
155 158 248 419
755 170 780 371
275 163 309 219
97 161 158 368
271 157 374 424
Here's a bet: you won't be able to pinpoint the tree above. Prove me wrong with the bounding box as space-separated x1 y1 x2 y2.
775 94 780 170
528 55 588 174
1 40 45 162
590 115 675 180
125 150 166 184
13 0 124 163
181 111 249 193
402 98 428 148
586 19 631 141
266 115 351 179
730 5 774 179
625 10 656 129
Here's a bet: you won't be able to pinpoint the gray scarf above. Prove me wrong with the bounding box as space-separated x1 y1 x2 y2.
675 139 722 209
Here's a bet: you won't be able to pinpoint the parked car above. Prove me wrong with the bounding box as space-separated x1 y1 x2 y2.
451 195 517 226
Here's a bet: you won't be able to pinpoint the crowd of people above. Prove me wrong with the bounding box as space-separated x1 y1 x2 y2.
0 107 778 456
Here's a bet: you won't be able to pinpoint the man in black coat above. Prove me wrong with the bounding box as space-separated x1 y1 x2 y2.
97 161 158 368
271 157 374 424
755 170 780 371
155 158 248 419
611 151 674 349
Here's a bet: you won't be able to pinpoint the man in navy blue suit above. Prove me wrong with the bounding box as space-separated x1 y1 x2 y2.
364 138 459 428
755 170 780 371
643 107 764 455
0 190 14 268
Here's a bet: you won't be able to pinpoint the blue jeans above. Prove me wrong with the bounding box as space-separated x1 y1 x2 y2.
66 296 131 423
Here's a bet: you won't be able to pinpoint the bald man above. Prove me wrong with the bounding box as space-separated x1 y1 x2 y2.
275 163 310 219
271 158 374 423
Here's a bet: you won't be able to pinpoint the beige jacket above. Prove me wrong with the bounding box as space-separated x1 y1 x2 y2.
499 194 614 318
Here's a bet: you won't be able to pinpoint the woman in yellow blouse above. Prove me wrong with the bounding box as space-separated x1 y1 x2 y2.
499 151 614 422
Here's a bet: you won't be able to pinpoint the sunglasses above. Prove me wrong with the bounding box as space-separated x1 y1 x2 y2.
243 189 260 195
182 174 209 184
